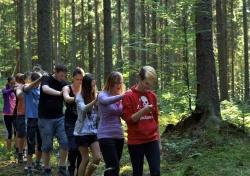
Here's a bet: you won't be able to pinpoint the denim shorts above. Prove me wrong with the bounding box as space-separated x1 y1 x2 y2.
38 117 68 152
15 115 26 138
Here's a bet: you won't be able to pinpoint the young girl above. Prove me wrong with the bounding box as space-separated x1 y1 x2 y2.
63 67 84 176
74 73 101 176
97 71 125 176
122 66 161 176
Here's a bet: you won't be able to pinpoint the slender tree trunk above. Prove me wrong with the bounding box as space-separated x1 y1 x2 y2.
128 0 136 86
64 0 67 64
216 0 229 101
94 0 101 89
182 9 191 110
53 0 60 64
230 0 235 98
243 0 249 102
71 0 76 68
17 0 25 72
141 0 146 66
195 0 221 123
103 0 112 80
26 0 32 70
88 0 94 73
151 0 157 70
116 0 123 72
37 0 52 72
81 0 86 68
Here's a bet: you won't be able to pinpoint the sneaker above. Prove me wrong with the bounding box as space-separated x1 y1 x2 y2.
27 169 33 176
17 153 24 164
44 168 52 176
24 165 28 172
34 161 43 171
57 166 68 176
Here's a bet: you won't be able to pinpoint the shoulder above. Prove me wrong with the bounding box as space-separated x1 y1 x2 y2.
63 85 70 92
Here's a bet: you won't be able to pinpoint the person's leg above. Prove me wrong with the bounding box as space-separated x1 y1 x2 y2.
65 122 78 176
85 140 101 176
16 117 27 163
38 118 54 171
115 138 124 161
55 117 68 175
99 138 120 176
3 116 13 150
78 146 89 176
26 119 36 169
128 144 145 176
32 119 42 171
145 141 160 176
55 117 68 167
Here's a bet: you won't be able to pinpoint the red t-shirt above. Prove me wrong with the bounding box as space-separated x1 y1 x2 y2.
122 85 159 145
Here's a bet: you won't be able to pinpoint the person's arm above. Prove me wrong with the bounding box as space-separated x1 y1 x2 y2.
23 76 43 92
130 105 153 122
16 86 24 97
76 94 97 113
42 85 62 96
98 92 124 105
63 86 74 103
2 88 13 95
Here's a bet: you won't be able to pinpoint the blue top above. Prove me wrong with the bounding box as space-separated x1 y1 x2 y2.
24 87 40 118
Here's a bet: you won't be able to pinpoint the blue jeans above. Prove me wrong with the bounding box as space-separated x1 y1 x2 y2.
128 140 160 176
38 117 68 152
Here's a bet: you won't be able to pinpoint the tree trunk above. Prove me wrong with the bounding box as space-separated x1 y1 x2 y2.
53 0 60 64
71 0 76 68
195 0 221 124
216 0 229 101
141 0 146 66
88 0 94 73
182 8 191 111
128 0 136 86
94 0 101 89
37 0 52 73
116 0 123 72
243 0 249 102
26 0 32 70
103 0 112 80
81 0 86 68
17 0 25 72
230 0 235 98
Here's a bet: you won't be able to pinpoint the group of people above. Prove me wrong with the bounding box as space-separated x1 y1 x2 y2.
2 64 161 176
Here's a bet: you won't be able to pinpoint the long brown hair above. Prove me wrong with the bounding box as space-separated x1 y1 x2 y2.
103 71 125 94
81 73 96 104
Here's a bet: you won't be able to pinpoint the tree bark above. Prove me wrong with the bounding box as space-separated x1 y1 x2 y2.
195 0 221 124
128 0 136 86
17 0 25 72
71 0 76 68
243 0 249 102
94 0 101 89
216 0 229 101
37 0 52 72
103 0 112 80
88 0 94 73
141 0 146 66
116 0 123 72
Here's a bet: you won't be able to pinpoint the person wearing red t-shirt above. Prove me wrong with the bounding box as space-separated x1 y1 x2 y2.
122 66 161 176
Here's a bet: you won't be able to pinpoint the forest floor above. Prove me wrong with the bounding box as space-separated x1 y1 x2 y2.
0 116 249 176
